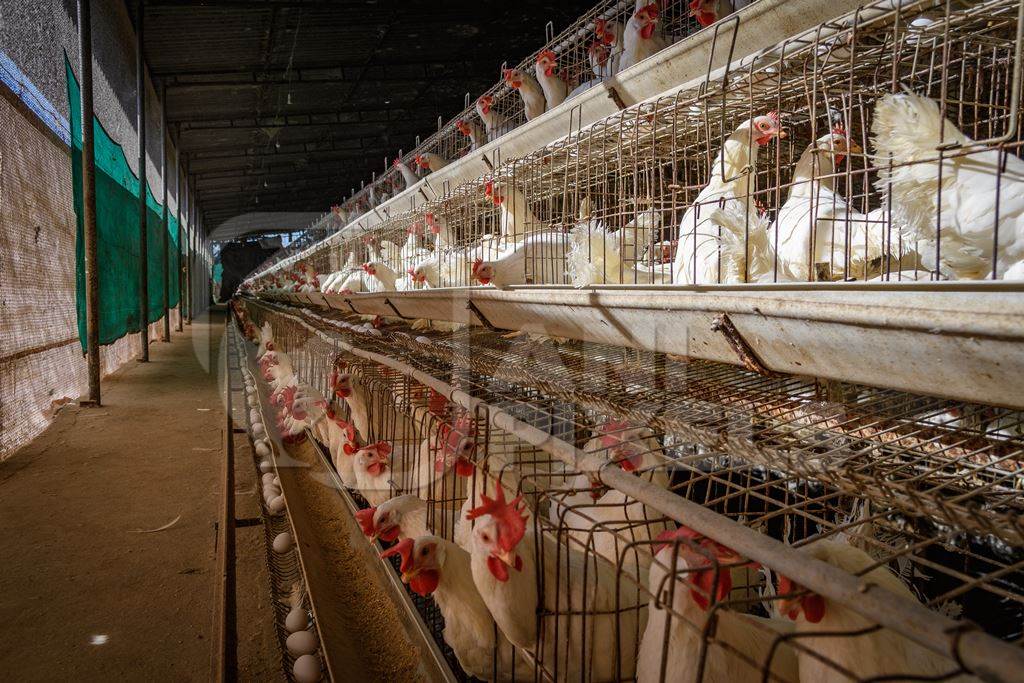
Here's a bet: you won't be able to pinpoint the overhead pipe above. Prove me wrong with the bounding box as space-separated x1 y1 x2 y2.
135 0 149 361
78 0 100 405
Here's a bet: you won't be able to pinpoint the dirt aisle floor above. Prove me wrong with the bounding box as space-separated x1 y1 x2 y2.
0 310 278 682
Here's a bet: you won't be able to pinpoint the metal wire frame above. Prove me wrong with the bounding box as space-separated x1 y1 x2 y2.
240 299 1023 682
249 0 1024 292
332 0 731 222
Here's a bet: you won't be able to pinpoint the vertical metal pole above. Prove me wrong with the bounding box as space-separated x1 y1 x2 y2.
186 177 193 324
136 0 149 361
161 81 170 342
79 0 101 406
175 148 183 332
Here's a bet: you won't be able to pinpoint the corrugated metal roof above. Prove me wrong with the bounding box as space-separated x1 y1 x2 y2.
138 0 595 233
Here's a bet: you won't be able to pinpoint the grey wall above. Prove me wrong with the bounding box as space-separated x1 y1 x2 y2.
0 0 185 216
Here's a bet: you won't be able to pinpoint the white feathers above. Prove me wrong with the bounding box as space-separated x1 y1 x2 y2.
872 91 1024 279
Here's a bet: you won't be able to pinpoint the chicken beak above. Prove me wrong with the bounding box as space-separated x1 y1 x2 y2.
401 567 420 584
776 130 788 140
494 548 517 567
847 140 863 154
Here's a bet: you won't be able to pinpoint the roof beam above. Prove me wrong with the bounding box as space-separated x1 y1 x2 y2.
164 64 487 90
178 112 437 133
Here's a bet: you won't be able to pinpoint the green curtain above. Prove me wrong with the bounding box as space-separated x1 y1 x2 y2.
67 56 178 352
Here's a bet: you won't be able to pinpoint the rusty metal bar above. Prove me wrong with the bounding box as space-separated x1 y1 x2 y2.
78 0 100 405
136 0 149 361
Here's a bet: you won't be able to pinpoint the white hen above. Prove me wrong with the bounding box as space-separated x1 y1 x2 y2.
673 112 787 284
621 2 669 71
382 536 533 681
534 50 567 111
485 179 540 243
470 231 568 288
503 67 546 121
636 527 799 683
773 128 892 280
777 539 977 682
872 91 1024 279
467 486 646 680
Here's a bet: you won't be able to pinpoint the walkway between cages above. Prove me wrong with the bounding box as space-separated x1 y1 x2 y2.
0 310 278 681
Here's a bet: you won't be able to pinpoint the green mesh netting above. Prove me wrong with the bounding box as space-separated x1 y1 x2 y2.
66 57 181 352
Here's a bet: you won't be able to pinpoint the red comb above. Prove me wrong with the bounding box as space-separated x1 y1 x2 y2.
355 506 377 536
466 486 527 553
537 49 556 63
766 111 781 127
379 537 415 573
832 124 848 137
361 263 374 274
471 257 484 275
655 526 751 611
456 119 469 135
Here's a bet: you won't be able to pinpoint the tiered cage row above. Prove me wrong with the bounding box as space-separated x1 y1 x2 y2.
249 0 1024 292
249 0 759 278
233 298 1024 683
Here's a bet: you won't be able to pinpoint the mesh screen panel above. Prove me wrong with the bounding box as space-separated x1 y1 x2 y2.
66 57 179 351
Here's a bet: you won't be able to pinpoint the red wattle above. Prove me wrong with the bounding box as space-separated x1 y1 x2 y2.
803 594 826 623
410 570 440 596
487 555 510 582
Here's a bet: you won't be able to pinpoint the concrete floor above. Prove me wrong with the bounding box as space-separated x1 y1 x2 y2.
0 310 279 682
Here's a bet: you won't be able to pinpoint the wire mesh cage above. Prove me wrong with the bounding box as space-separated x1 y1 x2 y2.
235 299 1024 682
250 0 1024 293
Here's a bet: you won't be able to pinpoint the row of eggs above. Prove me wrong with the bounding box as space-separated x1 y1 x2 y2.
238 339 325 683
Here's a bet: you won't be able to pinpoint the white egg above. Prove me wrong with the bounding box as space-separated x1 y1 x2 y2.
252 422 265 436
269 495 286 513
263 485 280 499
286 629 318 656
292 654 322 683
285 606 309 633
259 460 273 473
262 473 276 486
247 396 258 407
255 441 271 457
272 476 280 487
273 532 293 553
249 409 261 423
